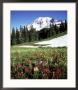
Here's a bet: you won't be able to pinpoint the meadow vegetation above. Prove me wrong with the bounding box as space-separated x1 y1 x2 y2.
11 47 67 79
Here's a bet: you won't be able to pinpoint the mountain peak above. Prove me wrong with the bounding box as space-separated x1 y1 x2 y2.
27 17 62 31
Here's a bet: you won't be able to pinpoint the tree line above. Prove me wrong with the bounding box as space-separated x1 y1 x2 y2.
11 20 67 45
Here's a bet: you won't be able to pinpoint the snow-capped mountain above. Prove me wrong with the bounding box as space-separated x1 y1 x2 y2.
27 17 62 31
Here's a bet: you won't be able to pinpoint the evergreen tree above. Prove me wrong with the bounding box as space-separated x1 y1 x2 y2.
64 19 67 31
25 26 29 42
11 27 16 45
49 23 52 37
21 26 26 42
16 28 20 44
19 25 24 43
52 25 56 36
59 21 65 33
29 26 36 42
54 24 59 34
35 31 39 41
49 24 55 37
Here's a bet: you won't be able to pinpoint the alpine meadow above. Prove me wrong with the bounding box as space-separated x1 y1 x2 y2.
11 11 67 79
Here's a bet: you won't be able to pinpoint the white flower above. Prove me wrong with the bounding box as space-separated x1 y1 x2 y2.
34 67 39 72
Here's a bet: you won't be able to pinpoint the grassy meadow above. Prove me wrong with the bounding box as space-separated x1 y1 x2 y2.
11 46 67 79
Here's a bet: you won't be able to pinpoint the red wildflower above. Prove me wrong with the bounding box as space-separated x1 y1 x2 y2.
25 67 30 73
54 67 62 79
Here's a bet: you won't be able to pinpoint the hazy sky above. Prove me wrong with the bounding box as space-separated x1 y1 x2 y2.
11 11 67 29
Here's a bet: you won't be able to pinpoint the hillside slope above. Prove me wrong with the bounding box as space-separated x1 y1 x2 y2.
35 35 67 47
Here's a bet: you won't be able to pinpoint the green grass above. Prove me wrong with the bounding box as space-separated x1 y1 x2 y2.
11 47 67 65
11 47 67 79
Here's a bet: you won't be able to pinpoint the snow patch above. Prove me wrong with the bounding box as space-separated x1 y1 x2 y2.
18 45 38 48
35 35 67 47
18 35 67 48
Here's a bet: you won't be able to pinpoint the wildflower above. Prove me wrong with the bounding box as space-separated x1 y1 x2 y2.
34 66 39 72
25 67 30 73
54 67 62 79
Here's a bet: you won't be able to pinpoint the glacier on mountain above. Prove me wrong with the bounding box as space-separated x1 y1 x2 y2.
27 17 63 31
